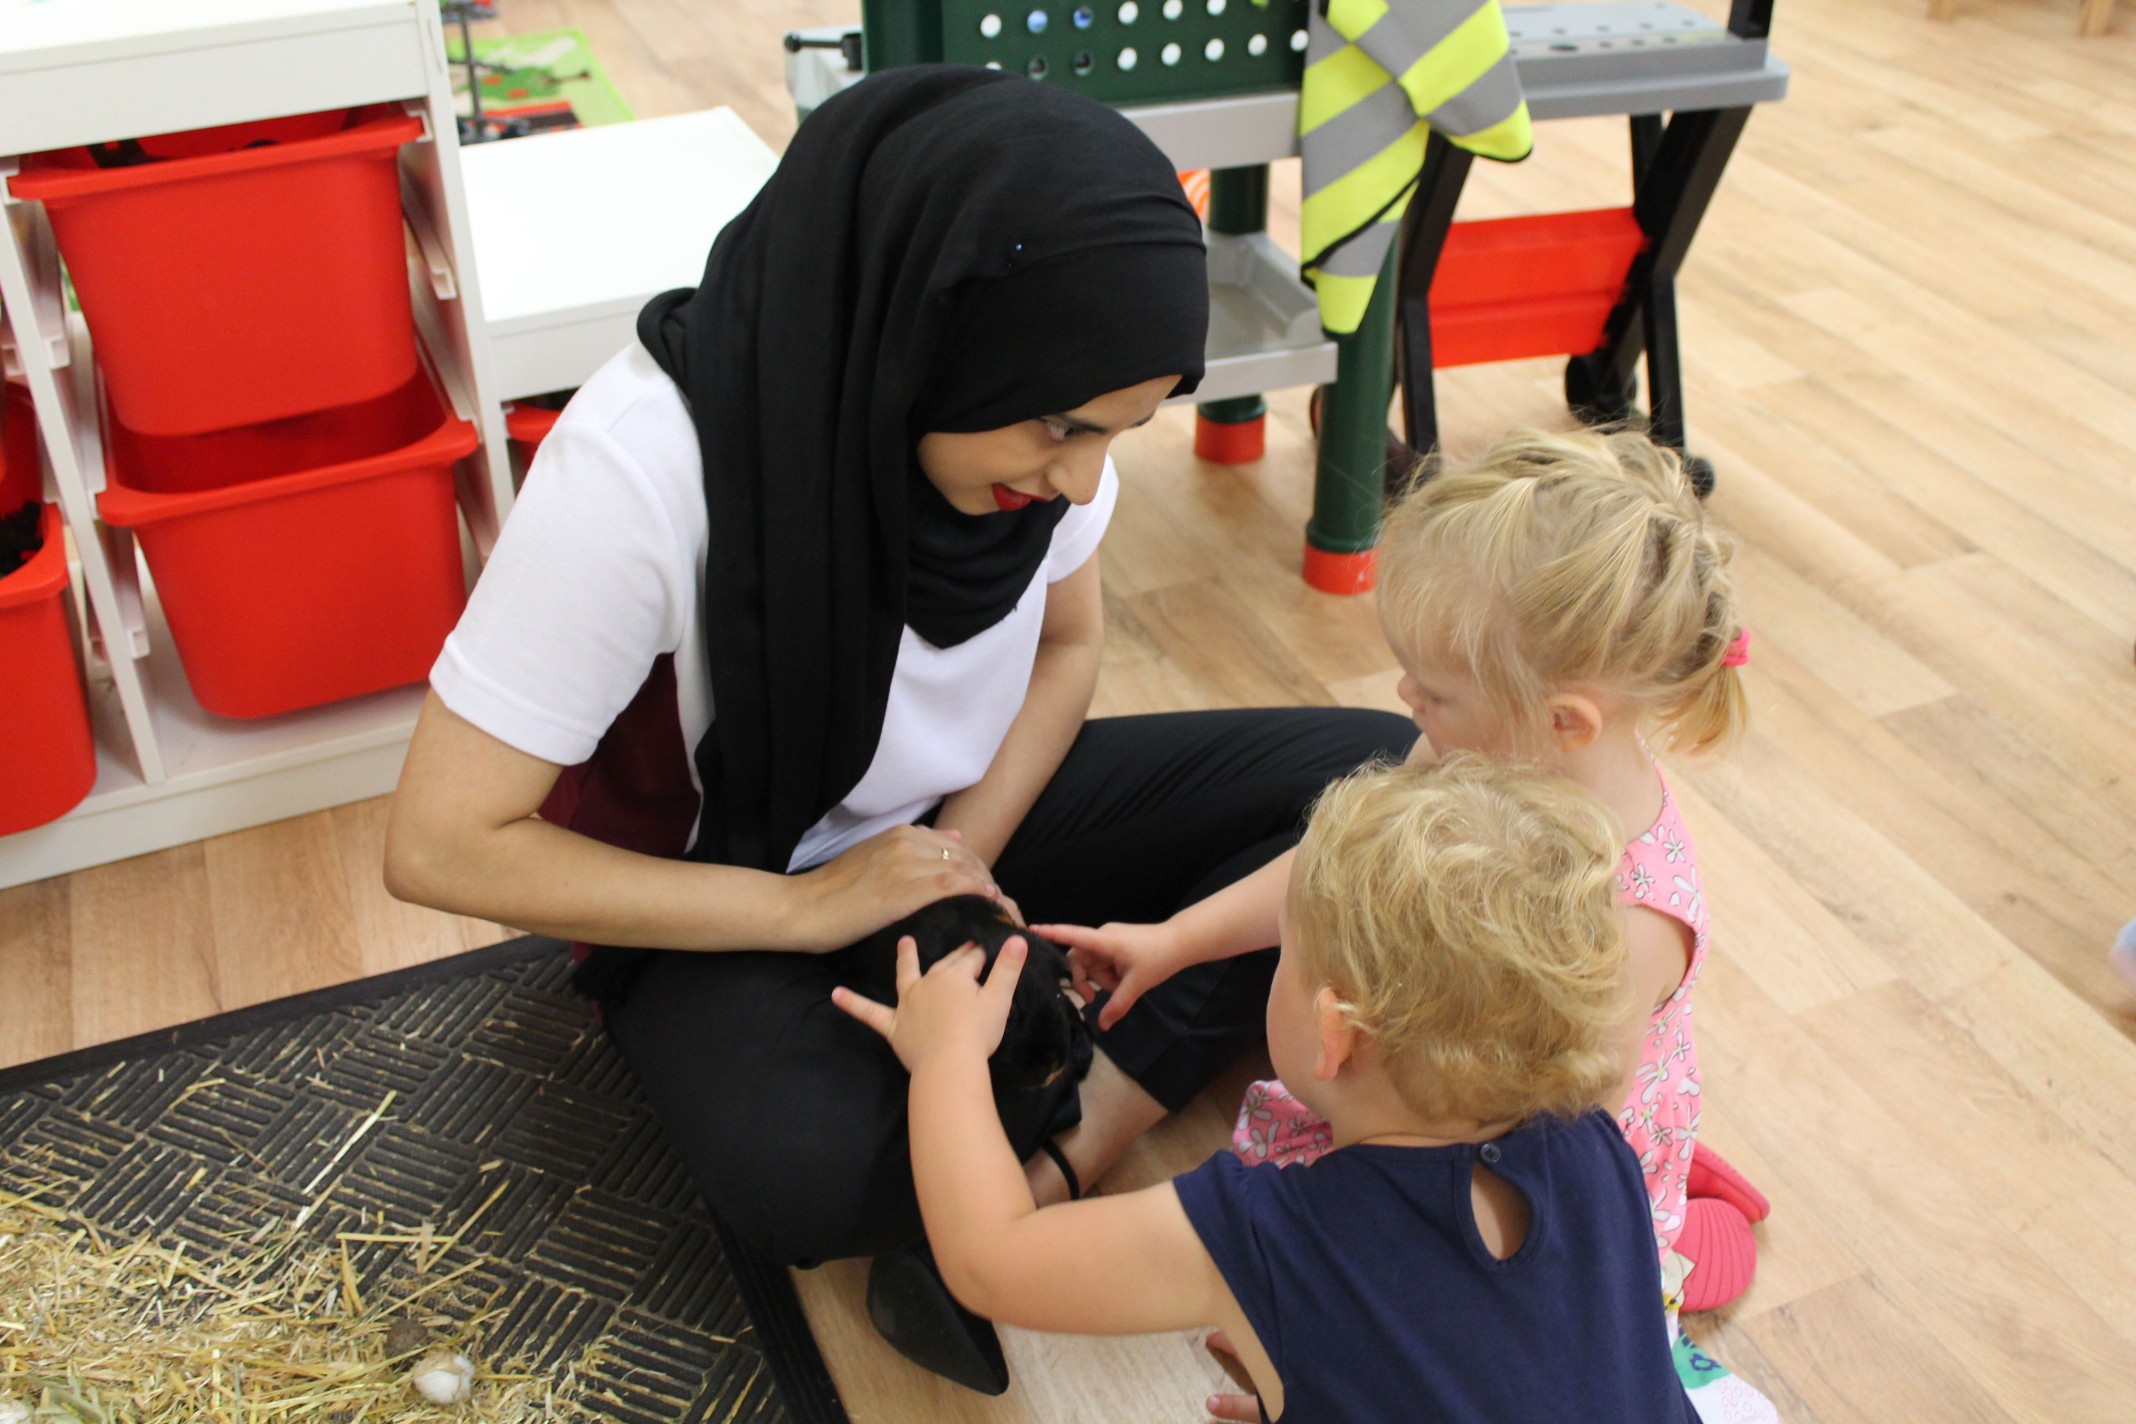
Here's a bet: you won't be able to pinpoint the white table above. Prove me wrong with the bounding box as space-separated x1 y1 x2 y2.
461 107 779 401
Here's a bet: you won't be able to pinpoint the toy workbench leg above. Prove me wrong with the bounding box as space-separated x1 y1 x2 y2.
1564 104 1753 497
1305 241 1400 595
1196 165 1272 465
1395 131 1476 472
1567 0 1773 495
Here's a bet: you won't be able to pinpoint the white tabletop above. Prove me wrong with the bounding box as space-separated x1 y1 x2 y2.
459 107 779 331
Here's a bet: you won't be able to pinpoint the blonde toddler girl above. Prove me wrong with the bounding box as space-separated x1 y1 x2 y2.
1043 427 1762 1315
835 757 1694 1423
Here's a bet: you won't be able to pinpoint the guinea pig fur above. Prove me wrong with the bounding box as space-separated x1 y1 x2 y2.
839 896 1093 1091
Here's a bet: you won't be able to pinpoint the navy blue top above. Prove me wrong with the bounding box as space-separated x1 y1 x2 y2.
1173 1110 1694 1424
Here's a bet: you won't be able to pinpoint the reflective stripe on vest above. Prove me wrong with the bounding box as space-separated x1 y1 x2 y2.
1300 0 1533 334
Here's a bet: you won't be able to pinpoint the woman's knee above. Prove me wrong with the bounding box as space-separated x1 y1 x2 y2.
609 965 920 1265
700 1121 922 1267
1295 706 1419 772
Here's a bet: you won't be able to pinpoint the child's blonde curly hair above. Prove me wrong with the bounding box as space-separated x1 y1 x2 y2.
1379 427 1747 756
1290 754 1632 1126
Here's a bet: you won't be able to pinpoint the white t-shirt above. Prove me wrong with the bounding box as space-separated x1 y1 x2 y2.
432 343 1117 871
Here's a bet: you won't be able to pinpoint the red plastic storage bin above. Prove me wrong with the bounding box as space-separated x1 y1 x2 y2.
104 377 451 496
9 106 425 437
1 387 97 835
504 403 561 463
1428 208 1647 369
1 380 33 495
97 372 479 719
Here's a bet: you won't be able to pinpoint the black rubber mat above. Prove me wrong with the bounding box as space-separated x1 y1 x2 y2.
0 937 847 1424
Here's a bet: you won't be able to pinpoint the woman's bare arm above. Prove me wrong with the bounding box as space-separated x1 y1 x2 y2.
384 692 995 951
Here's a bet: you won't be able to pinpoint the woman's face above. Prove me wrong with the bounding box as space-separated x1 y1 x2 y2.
917 374 1180 516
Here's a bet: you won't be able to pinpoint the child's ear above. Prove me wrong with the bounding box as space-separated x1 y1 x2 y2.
1546 691 1605 753
1312 987 1358 1083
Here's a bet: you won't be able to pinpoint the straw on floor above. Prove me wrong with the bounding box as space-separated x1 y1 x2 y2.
0 940 839 1423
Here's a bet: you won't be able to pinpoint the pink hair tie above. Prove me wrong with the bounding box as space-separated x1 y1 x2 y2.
1722 629 1751 668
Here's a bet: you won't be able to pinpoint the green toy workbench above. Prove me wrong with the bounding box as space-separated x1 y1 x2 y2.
786 1 1787 592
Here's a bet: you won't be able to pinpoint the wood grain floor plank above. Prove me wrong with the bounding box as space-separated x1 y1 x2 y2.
1883 694 2136 889
1678 379 1976 574
1118 578 1337 711
1665 774 1902 1017
62 843 220 1048
1797 980 2136 1350
1727 542 1956 718
1752 376 2136 624
1737 1275 2017 1424
1942 960 2136 1186
1678 1314 1828 1424
201 811 367 1012
1680 736 2016 1003
1693 957 2136 1423
0 876 73 1069
1733 642 2131 1012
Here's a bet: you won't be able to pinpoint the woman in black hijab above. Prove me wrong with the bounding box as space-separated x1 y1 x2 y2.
389 67 1414 1393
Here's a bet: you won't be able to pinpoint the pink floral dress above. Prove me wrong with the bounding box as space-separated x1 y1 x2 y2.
1231 771 1709 1268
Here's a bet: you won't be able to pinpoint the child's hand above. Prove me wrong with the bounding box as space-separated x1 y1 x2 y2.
1202 1329 1261 1421
1031 920 1189 1031
832 935 1026 1074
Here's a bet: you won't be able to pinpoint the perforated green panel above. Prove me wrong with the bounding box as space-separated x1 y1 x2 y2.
865 0 1311 104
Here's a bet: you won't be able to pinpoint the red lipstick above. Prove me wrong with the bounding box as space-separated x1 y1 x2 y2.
992 484 1041 511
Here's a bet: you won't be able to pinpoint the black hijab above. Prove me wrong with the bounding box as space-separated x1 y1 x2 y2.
634 66 1207 894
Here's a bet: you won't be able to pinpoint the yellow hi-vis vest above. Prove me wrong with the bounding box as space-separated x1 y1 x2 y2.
1300 0 1533 334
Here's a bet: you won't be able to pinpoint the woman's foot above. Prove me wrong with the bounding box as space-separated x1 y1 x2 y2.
866 1245 1010 1395
1022 1047 1166 1206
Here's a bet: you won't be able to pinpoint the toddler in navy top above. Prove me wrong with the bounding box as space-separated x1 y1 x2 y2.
834 755 1693 1422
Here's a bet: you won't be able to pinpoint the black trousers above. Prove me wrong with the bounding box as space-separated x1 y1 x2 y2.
607 707 1415 1267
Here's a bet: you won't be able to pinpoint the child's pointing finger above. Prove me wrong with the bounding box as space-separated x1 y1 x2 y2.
830 985 895 1039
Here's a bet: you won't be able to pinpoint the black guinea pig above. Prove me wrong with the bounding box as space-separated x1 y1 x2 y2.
839 896 1094 1092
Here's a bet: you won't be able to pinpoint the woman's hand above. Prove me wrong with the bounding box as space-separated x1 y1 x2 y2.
1031 919 1193 1030
790 824 998 951
833 935 1025 1074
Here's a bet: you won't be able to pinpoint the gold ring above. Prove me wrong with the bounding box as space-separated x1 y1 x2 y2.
941 847 953 861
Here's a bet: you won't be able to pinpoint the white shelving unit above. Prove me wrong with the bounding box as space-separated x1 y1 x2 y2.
0 0 512 889
0 1 785 891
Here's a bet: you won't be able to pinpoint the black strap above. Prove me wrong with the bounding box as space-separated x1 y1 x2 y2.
1040 1139 1082 1202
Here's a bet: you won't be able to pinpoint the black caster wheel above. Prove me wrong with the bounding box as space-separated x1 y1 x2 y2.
1565 356 1638 427
1684 453 1716 499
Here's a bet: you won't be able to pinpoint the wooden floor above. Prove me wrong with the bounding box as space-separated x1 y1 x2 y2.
6 0 2136 1418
